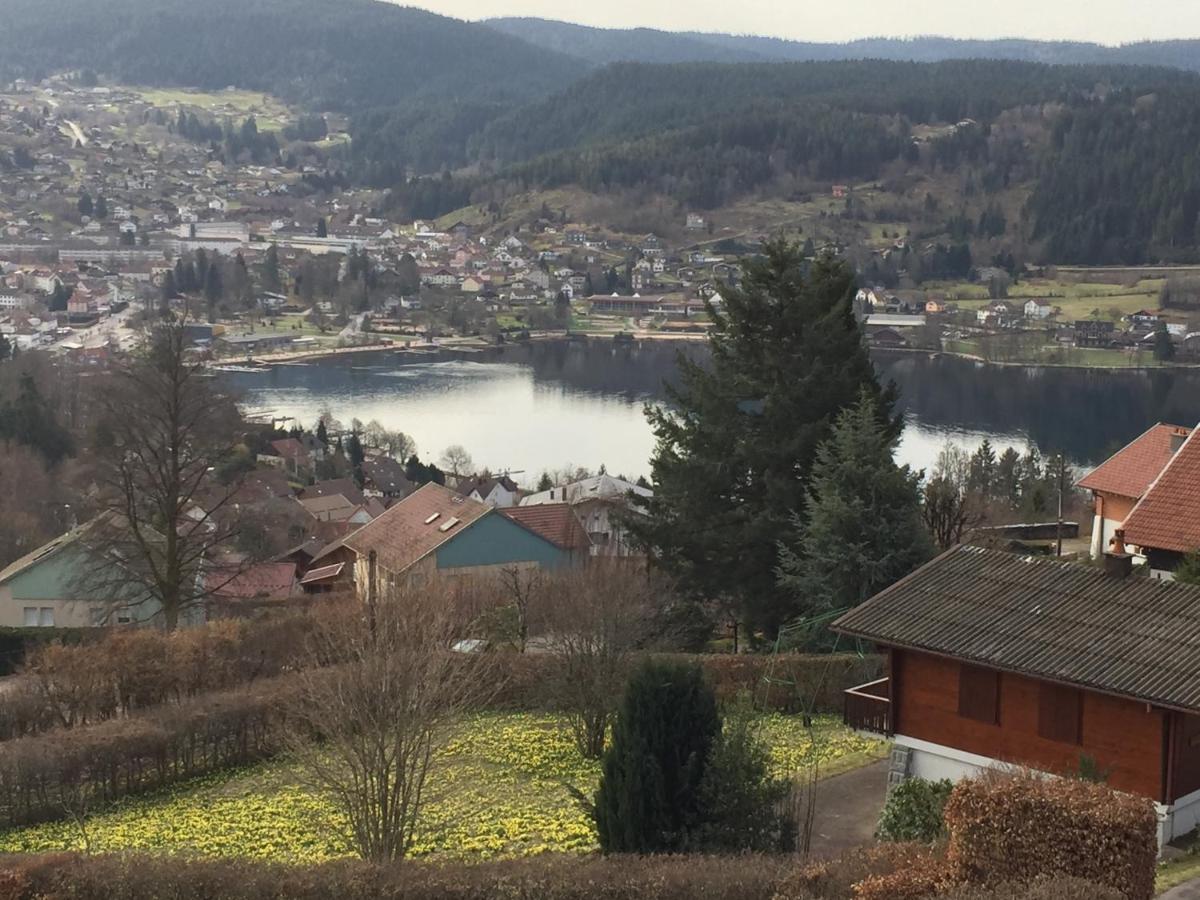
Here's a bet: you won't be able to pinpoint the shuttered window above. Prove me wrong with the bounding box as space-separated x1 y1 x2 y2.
1038 683 1083 744
957 664 999 724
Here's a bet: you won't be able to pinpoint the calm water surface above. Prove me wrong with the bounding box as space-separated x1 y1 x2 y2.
229 341 1200 484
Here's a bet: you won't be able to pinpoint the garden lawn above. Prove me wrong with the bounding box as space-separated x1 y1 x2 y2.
0 712 885 863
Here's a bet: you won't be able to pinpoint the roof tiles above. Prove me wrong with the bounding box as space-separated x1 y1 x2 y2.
1123 428 1200 554
833 544 1200 713
1077 422 1190 499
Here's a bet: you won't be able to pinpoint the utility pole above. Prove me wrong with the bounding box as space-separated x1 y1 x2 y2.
1056 454 1066 558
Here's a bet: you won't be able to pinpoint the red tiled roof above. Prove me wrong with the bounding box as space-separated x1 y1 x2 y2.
1123 428 1200 554
207 562 297 600
314 482 490 575
1076 423 1191 499
502 504 592 552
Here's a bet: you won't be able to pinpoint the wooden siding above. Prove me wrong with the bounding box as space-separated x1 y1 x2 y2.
1170 712 1200 802
893 649 1165 800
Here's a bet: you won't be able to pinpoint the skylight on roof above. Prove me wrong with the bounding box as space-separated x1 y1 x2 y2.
438 516 460 533
424 513 441 525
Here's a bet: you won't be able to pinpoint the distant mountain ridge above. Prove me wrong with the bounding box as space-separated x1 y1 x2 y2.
485 17 1200 71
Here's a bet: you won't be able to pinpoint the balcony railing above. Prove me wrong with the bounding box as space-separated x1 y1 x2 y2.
844 677 892 736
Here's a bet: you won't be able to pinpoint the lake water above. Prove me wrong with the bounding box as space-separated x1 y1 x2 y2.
229 341 1200 484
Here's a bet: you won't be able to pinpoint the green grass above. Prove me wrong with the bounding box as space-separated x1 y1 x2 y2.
0 712 886 863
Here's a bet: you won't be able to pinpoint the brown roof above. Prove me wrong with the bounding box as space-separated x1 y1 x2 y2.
502 504 592 552
1123 427 1200 554
315 482 490 575
833 545 1200 714
301 478 365 506
1076 423 1190 499
299 562 345 585
206 562 297 601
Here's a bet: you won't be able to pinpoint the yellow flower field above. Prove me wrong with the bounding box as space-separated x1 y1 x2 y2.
0 712 885 862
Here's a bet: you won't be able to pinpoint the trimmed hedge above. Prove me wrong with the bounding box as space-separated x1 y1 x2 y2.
0 676 298 827
493 652 883 713
0 852 1124 900
942 771 1158 900
0 852 791 899
2 615 314 739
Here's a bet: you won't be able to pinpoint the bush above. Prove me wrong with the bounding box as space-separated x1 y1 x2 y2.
2 613 314 739
594 659 720 853
0 852 792 899
942 771 1158 900
943 875 1124 899
773 842 934 899
0 676 298 827
876 778 953 843
692 709 793 852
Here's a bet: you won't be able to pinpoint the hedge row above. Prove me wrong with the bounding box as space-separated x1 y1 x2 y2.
493 652 883 713
0 615 314 739
0 853 1122 900
942 771 1158 900
0 676 298 827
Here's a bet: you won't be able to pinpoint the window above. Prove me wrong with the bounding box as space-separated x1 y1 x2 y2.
22 607 38 628
957 664 999 724
1038 683 1082 744
38 608 54 627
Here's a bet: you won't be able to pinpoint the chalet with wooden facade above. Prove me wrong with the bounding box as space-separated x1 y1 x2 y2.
834 545 1200 847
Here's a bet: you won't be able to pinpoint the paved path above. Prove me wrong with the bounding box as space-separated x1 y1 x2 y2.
807 760 889 858
1161 877 1200 898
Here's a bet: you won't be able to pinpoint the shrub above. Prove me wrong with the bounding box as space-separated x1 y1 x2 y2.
773 842 934 899
0 676 298 827
876 778 953 842
942 875 1123 899
2 613 314 739
594 659 720 853
0 852 792 899
692 709 793 852
942 770 1158 900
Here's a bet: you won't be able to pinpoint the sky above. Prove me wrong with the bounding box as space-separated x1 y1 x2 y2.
402 0 1200 46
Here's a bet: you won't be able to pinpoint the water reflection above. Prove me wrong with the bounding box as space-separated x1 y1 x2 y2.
228 341 1200 483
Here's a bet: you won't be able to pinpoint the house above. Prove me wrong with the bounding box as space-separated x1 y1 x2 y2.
1130 309 1166 329
1077 422 1191 561
1023 298 1055 320
519 474 651 556
458 474 520 508
298 494 380 526
1073 319 1116 347
834 544 1200 847
1121 426 1200 577
204 562 299 617
924 298 947 315
685 213 706 231
309 482 581 598
0 517 167 627
361 456 414 499
501 504 592 564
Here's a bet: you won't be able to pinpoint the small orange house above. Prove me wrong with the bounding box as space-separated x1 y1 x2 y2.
1076 422 1190 560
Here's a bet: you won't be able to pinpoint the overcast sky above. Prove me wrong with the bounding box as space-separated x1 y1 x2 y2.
403 0 1200 45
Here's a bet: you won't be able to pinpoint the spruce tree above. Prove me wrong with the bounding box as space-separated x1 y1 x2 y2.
594 660 719 853
777 393 932 617
77 191 93 218
629 240 898 635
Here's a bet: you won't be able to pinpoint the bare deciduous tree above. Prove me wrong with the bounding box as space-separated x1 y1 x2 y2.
289 584 499 862
83 320 247 629
542 564 658 759
922 443 985 550
440 444 473 476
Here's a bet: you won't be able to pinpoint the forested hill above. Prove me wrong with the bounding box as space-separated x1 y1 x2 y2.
486 17 1200 72
0 0 577 110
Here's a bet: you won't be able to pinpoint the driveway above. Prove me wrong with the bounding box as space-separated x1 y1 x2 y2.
807 759 888 858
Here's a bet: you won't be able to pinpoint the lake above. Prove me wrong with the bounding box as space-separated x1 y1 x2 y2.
228 340 1200 484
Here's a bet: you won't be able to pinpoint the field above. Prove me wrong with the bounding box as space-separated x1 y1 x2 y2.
930 276 1166 321
0 712 885 863
132 86 294 131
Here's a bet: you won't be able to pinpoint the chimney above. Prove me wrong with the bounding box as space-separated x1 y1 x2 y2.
1171 427 1190 454
1103 552 1133 579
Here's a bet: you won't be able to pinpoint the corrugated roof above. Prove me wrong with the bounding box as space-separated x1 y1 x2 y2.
832 545 1200 713
1124 427 1200 554
502 504 592 551
314 482 490 575
1076 422 1190 499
